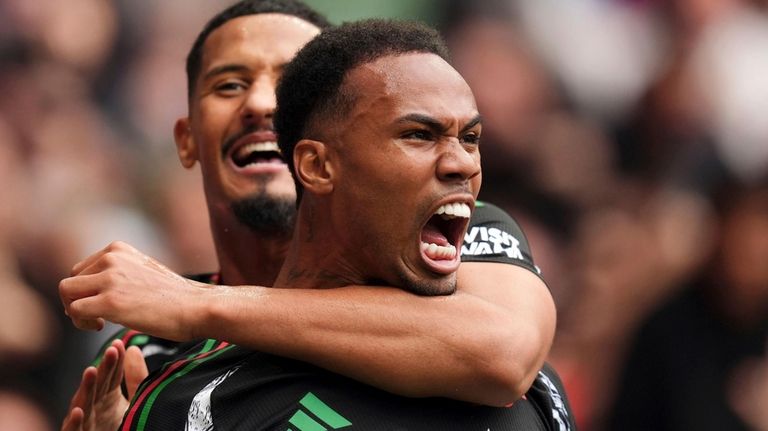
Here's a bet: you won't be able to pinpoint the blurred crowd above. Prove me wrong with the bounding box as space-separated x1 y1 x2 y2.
1 0 767 429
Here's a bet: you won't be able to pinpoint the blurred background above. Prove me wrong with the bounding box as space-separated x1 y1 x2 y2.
1 0 767 429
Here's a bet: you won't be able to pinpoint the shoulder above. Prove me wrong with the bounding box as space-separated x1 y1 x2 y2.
461 200 541 276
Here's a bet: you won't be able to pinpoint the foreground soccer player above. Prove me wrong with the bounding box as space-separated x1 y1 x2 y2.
60 2 558 429
62 18 573 430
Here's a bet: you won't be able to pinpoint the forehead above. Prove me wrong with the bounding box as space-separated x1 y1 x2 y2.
202 13 320 71
345 53 478 120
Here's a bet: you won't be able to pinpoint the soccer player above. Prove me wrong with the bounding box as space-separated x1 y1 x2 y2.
63 18 573 430
60 2 558 429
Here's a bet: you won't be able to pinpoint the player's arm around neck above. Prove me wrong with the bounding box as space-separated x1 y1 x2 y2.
61 241 555 406
197 262 555 406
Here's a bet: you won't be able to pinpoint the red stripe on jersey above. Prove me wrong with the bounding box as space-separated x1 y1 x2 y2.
121 341 230 430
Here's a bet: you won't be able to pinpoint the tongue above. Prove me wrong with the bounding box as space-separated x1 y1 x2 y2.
421 222 449 246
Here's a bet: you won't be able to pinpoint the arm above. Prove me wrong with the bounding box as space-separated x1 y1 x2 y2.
61 242 554 406
203 262 554 406
61 201 555 406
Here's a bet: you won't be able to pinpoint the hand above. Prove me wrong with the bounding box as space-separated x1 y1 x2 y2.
60 367 95 431
61 340 149 431
59 241 207 340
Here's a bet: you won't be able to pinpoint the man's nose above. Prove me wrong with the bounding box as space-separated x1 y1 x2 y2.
240 79 276 128
436 139 481 183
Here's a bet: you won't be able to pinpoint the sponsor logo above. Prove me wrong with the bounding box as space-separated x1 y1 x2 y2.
287 392 352 431
462 226 524 260
187 366 241 431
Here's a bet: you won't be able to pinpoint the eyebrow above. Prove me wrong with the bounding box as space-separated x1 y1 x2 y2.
203 62 289 82
396 113 482 134
203 64 251 82
460 114 483 134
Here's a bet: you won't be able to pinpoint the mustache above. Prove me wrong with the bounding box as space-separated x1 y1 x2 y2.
220 126 274 159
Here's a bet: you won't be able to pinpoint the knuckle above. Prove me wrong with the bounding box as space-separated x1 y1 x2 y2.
103 270 121 285
101 290 115 307
69 303 82 319
102 252 118 267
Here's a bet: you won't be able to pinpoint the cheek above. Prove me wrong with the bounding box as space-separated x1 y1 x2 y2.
361 164 423 205
197 100 238 136
193 108 236 157
336 170 414 238
193 134 222 171
472 171 482 198
338 146 426 213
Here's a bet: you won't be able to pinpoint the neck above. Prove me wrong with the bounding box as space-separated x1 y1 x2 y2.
209 214 288 287
274 199 365 289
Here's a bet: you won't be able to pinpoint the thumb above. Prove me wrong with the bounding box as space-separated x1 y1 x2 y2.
124 346 149 400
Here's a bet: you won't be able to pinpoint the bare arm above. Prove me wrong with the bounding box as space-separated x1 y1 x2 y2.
61 242 555 406
201 262 554 405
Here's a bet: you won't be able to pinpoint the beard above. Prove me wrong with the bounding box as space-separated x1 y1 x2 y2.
395 269 457 296
231 192 296 239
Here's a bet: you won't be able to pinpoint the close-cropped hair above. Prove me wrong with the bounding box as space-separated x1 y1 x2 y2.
274 19 451 200
185 0 332 100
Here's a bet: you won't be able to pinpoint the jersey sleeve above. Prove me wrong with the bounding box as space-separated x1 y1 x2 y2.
460 201 542 278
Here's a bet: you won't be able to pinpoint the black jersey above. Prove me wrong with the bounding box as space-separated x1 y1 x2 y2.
460 201 541 276
121 343 573 430
96 201 572 429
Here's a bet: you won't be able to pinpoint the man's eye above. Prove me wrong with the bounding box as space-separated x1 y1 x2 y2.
461 133 481 145
403 130 433 141
215 81 247 95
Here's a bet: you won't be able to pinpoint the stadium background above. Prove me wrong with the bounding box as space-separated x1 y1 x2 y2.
1 0 767 429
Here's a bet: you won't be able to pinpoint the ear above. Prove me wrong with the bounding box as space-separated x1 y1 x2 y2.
294 139 334 195
174 117 198 169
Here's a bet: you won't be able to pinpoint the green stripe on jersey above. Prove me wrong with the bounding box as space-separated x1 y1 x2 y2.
136 340 232 431
288 410 328 431
128 334 150 346
300 392 352 428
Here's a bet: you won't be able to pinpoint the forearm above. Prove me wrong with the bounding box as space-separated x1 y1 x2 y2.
61 241 555 405
192 265 555 406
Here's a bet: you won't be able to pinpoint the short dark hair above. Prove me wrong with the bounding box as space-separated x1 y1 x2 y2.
274 19 451 200
185 0 332 100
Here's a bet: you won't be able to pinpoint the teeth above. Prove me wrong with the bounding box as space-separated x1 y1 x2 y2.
421 242 457 260
434 202 471 220
235 141 281 159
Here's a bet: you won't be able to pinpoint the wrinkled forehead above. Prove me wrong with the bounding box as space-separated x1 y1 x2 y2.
344 53 478 117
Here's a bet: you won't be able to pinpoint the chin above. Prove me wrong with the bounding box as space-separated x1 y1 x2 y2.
398 272 457 297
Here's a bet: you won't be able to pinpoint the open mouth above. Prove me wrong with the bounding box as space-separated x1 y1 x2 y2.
230 141 285 168
419 201 472 272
